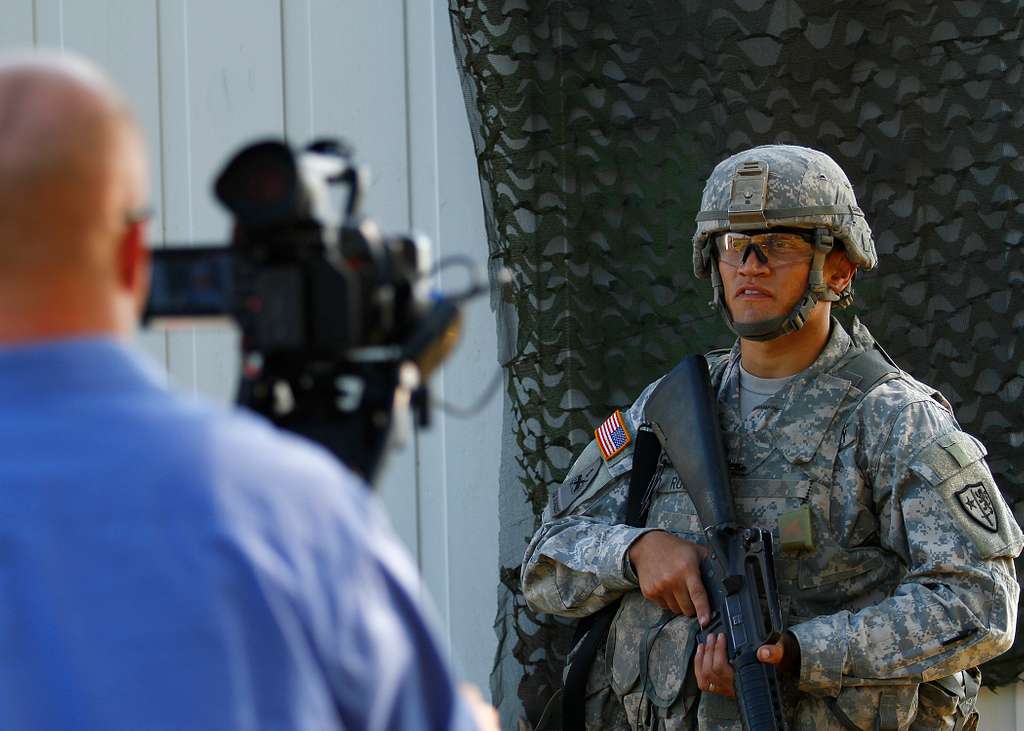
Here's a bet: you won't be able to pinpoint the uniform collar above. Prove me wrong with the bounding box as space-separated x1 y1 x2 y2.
716 318 871 465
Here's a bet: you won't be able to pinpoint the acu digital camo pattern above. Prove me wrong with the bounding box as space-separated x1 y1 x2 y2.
446 0 1024 721
692 144 878 276
522 319 1022 730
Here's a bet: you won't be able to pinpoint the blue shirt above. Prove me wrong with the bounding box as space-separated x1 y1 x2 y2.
0 337 478 730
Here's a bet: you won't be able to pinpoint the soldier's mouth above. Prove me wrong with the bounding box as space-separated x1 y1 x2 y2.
734 286 772 299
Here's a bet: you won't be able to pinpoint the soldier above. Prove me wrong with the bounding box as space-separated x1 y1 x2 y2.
522 144 1022 730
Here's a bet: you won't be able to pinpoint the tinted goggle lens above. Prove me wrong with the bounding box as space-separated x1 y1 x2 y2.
714 231 814 266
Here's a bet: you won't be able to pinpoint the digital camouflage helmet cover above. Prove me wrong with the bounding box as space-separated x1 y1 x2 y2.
693 145 877 341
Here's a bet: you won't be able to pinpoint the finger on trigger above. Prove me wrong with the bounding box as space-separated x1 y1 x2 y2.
686 573 711 625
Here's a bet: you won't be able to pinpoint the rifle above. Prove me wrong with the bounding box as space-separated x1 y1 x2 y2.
644 354 788 731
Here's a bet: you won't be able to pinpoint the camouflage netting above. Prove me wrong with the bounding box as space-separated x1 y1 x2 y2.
448 0 1024 721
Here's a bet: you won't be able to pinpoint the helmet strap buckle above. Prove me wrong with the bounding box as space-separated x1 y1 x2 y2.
709 265 724 311
808 227 838 301
813 227 834 252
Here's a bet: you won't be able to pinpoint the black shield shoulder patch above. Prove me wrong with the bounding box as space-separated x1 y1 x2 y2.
955 482 999 533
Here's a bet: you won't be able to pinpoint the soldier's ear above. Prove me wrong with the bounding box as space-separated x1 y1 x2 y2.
825 248 856 295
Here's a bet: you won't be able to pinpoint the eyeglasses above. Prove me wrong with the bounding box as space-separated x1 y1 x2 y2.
714 230 815 267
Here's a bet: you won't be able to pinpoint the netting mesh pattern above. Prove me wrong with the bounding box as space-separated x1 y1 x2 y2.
448 0 1024 717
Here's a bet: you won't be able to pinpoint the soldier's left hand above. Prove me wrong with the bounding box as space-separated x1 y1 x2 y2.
694 633 736 697
694 632 800 696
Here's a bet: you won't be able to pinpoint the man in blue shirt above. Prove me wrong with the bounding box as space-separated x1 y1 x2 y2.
0 51 494 730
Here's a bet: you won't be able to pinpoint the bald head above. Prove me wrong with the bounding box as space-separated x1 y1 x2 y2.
0 51 150 342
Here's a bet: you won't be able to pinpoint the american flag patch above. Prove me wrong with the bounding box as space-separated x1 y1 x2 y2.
595 409 632 461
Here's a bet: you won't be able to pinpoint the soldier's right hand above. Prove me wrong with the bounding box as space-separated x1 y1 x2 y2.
627 530 711 625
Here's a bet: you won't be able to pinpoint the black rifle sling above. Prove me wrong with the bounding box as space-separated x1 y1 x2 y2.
562 425 662 731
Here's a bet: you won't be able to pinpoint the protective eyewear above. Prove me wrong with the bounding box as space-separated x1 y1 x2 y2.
714 230 815 267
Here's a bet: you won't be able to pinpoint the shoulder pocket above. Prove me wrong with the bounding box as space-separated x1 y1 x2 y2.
910 432 1023 560
546 440 615 519
910 431 986 485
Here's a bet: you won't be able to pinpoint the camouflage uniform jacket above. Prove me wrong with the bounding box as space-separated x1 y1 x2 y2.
521 318 1022 731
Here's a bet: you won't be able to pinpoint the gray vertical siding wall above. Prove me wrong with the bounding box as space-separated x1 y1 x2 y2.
0 0 501 697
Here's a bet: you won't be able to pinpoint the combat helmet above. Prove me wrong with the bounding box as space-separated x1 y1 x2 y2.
692 145 876 341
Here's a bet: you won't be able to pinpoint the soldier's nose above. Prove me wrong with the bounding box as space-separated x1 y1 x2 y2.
737 245 770 273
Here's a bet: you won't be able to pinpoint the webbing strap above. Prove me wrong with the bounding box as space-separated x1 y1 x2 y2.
561 425 661 731
695 204 865 222
877 692 900 731
826 691 906 731
835 346 901 392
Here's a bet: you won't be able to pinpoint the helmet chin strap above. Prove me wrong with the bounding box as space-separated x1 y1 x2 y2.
707 228 839 342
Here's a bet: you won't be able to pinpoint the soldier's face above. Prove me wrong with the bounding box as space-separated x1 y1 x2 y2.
716 236 814 327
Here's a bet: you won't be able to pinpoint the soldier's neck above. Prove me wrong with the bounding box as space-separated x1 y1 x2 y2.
738 309 831 378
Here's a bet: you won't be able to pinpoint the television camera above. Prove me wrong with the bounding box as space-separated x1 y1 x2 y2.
145 138 491 481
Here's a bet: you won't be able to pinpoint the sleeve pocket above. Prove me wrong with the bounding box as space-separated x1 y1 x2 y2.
910 432 1023 560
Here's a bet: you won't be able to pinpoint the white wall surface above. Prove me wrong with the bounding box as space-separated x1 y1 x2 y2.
0 0 501 699
980 685 1024 730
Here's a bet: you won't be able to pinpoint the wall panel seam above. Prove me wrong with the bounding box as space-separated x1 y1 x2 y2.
154 0 170 369
401 0 425 574
304 0 313 135
181 0 193 238
155 0 167 245
425 0 453 642
278 0 287 136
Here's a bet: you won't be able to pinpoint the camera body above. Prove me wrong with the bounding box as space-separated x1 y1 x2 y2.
146 139 461 480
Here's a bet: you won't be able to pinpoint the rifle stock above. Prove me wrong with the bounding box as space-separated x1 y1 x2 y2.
644 355 788 731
